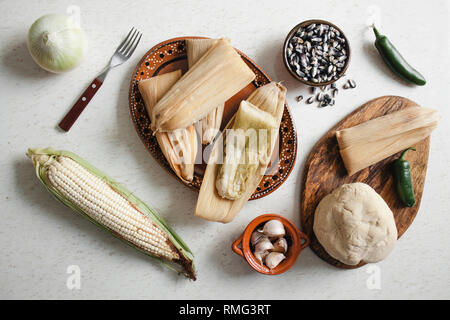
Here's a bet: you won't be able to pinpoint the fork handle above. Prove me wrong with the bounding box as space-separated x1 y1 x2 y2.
58 78 103 132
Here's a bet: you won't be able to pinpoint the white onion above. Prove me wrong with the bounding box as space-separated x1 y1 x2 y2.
27 14 87 73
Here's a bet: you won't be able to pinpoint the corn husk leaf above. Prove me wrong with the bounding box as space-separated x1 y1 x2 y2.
186 39 220 69
195 105 224 144
26 147 196 280
186 39 225 144
246 82 286 125
153 39 255 132
139 70 182 129
195 82 287 223
336 106 440 176
138 70 197 183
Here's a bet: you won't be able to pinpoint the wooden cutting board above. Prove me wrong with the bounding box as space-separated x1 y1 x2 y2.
300 96 430 269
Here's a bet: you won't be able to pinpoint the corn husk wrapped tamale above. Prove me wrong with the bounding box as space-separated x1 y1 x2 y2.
186 39 224 144
336 106 440 176
195 82 287 223
152 39 255 132
138 70 197 183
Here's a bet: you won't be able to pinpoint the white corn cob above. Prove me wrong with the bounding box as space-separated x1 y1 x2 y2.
49 156 177 260
27 148 195 280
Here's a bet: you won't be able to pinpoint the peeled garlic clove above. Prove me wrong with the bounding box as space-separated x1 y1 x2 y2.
254 250 269 264
265 252 286 269
254 237 273 253
251 230 265 246
263 219 285 238
272 237 288 253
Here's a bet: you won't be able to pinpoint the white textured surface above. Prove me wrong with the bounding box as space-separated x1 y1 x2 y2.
0 0 449 299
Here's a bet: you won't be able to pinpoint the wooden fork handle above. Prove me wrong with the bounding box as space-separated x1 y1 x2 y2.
58 78 103 132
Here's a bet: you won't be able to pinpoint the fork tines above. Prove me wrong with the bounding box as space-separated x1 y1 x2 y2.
117 27 142 58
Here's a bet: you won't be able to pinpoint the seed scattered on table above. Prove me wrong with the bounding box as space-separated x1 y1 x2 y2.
332 88 339 97
343 79 356 89
348 79 356 88
297 77 356 108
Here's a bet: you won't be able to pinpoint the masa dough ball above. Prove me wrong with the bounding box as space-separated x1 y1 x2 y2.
313 182 397 265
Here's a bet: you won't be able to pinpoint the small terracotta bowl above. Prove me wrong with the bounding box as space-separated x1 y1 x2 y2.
283 19 351 87
232 214 309 275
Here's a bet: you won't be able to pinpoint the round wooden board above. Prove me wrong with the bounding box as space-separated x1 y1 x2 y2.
129 37 297 200
300 96 430 269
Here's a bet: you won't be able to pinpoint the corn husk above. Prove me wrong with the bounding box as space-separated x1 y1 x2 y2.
138 70 197 183
186 39 225 144
195 105 224 144
186 39 220 68
246 81 286 125
336 106 440 176
153 39 255 132
139 70 182 125
195 82 287 223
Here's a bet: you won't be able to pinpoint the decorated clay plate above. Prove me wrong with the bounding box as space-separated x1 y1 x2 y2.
128 36 297 199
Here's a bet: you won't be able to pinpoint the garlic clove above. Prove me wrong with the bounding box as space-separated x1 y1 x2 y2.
265 252 286 269
251 230 265 246
254 250 269 264
254 237 274 253
272 237 288 253
263 219 285 238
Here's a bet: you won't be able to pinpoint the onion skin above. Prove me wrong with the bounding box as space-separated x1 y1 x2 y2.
27 14 87 73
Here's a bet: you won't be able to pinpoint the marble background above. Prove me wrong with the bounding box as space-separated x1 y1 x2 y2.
0 0 449 299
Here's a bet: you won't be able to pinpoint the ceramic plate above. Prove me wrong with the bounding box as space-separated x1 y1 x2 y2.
128 37 297 199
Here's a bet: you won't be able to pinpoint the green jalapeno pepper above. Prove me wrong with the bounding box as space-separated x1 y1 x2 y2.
373 26 426 86
393 147 416 207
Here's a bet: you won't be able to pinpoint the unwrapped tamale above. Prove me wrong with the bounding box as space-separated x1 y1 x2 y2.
195 82 286 223
215 101 277 200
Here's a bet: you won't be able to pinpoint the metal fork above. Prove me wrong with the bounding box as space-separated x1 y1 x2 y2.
59 27 142 132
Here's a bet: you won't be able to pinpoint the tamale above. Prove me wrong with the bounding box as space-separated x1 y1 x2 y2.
336 106 440 176
138 70 198 183
215 101 277 200
186 39 224 144
195 82 287 223
153 39 256 132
